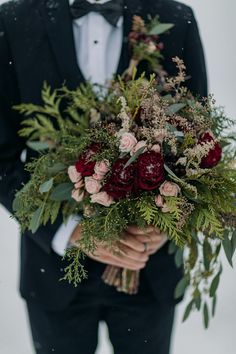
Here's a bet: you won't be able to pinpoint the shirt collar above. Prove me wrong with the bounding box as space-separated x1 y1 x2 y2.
69 0 124 27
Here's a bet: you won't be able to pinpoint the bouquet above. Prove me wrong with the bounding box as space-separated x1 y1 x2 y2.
13 16 236 327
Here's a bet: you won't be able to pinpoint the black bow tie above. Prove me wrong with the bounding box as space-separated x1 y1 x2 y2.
70 0 124 27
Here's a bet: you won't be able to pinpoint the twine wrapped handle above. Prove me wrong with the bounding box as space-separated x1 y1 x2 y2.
102 266 140 294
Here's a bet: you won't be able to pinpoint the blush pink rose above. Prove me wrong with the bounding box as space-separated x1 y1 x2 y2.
68 166 82 183
74 179 84 189
119 132 137 153
151 144 161 153
130 140 147 156
92 173 104 181
159 181 180 197
71 189 85 202
155 195 164 207
94 160 110 175
90 191 114 207
85 177 102 194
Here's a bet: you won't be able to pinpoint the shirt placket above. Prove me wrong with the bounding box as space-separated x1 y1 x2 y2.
88 13 106 85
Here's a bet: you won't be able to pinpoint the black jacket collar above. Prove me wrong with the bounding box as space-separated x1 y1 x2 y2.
41 0 143 88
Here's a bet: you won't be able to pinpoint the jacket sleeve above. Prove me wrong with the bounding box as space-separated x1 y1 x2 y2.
0 12 63 254
183 8 208 97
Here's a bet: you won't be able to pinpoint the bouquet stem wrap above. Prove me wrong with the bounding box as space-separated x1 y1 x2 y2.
102 266 140 294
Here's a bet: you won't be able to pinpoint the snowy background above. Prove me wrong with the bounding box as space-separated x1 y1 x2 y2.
0 0 235 353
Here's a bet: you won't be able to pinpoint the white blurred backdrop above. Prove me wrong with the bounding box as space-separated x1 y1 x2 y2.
0 1 235 353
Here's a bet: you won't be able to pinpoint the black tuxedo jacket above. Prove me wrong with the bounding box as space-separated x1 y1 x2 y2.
0 0 207 310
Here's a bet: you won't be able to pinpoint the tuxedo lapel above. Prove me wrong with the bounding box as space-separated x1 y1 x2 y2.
40 0 85 89
40 0 143 85
116 0 143 76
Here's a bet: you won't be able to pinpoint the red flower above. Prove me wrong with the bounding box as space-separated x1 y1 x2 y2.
75 143 100 177
136 151 164 190
128 31 140 43
199 132 222 168
156 42 164 50
103 158 135 200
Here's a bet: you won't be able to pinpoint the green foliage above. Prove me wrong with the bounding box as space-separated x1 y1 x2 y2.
222 230 235 267
15 82 90 144
11 21 236 329
61 248 87 287
175 275 190 299
149 23 174 35
182 300 194 322
189 207 224 238
137 197 158 225
203 302 209 329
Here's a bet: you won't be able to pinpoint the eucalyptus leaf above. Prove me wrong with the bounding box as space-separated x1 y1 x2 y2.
209 271 220 297
50 183 74 201
39 178 54 194
26 141 50 151
212 295 217 317
168 241 177 255
174 276 189 299
174 248 183 268
231 231 236 257
222 231 233 267
162 94 172 102
12 195 22 212
191 231 200 244
148 23 174 35
165 123 184 138
189 241 198 268
164 164 181 181
124 146 146 168
166 103 186 115
203 239 211 271
215 243 221 257
194 290 201 310
30 206 44 233
48 163 67 175
203 302 209 329
186 99 196 108
182 300 194 322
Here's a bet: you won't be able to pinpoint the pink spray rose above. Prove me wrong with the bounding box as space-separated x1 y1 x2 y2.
119 132 137 153
85 177 102 194
94 160 110 175
90 191 114 207
159 181 180 197
71 189 85 202
68 166 82 183
151 144 161 153
155 195 164 207
92 173 105 181
74 179 84 189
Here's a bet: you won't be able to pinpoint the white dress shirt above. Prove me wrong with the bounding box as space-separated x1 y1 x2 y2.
52 0 124 256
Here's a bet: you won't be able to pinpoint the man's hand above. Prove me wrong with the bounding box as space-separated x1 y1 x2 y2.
120 225 168 256
70 224 168 270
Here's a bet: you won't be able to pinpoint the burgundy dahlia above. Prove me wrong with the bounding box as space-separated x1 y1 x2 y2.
75 143 100 177
136 151 164 190
103 158 135 200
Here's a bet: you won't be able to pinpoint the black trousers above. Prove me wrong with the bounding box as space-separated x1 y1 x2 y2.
26 264 175 354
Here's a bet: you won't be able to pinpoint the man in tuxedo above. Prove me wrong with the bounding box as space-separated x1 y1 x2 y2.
0 0 207 353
